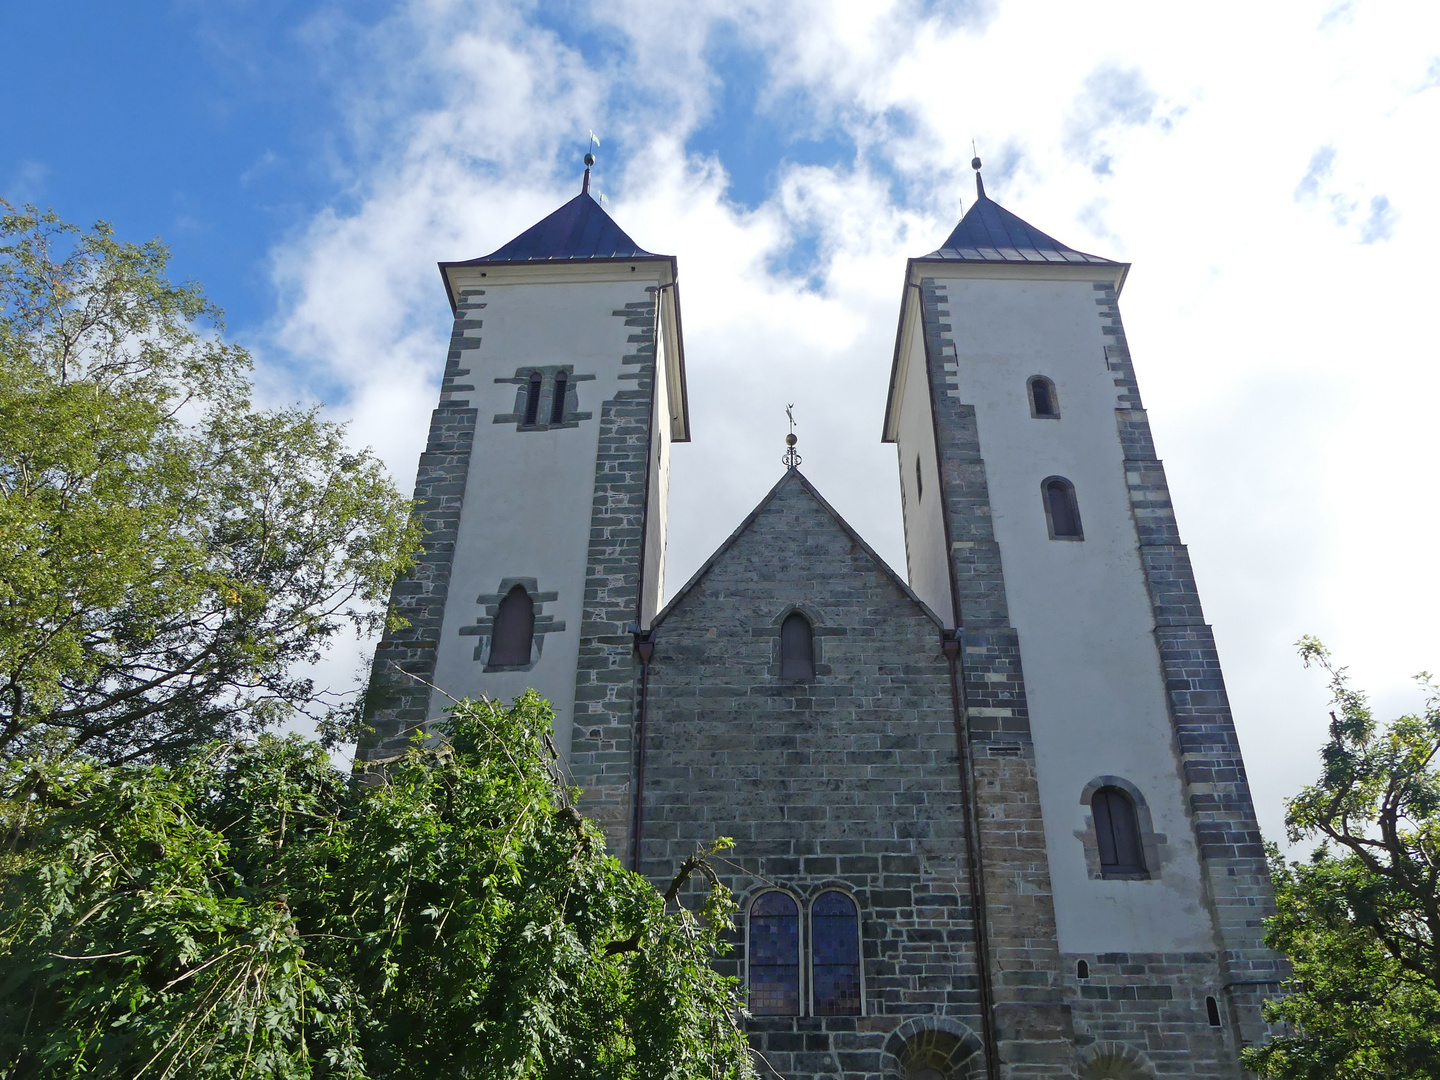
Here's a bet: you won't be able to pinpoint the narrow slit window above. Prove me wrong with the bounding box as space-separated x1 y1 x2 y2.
811 891 861 1016
1092 785 1147 877
550 372 568 424
488 585 535 667
915 455 923 502
748 892 800 1016
1206 995 1222 1027
1076 960 1090 980
1043 477 1083 540
780 612 814 681
523 373 542 426
1029 375 1059 417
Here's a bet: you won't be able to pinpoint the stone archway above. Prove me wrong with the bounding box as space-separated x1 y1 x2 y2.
880 1017 986 1080
1076 1041 1157 1080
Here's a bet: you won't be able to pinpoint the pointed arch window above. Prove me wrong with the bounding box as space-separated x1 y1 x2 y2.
1042 477 1083 540
1029 375 1059 418
780 612 814 681
488 584 535 667
550 371 568 424
811 891 861 1015
748 891 800 1015
1092 786 1147 877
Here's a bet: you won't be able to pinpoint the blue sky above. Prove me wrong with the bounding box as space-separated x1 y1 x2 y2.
5 1 1440 841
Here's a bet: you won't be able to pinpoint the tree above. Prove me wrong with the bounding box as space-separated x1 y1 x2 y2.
1243 638 1440 1079
0 202 419 765
0 692 754 1079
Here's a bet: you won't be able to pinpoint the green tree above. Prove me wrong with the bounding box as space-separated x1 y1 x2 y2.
1244 638 1440 1079
0 202 419 765
0 692 754 1079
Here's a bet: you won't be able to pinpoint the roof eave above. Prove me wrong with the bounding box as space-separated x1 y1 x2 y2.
437 253 676 315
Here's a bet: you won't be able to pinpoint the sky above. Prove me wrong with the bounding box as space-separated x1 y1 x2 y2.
5 0 1440 847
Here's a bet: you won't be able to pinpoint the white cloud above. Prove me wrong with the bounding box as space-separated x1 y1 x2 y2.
260 0 1440 846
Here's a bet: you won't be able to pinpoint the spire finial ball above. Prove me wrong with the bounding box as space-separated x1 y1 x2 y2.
584 152 596 167
971 156 982 171
785 433 797 446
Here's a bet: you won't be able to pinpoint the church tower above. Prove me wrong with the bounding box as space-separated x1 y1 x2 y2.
882 160 1282 1070
358 163 688 841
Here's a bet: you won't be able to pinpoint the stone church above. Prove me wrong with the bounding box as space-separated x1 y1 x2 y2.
358 158 1282 1079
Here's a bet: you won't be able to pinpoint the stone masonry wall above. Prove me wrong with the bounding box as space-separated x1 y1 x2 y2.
638 472 989 1079
1095 282 1285 1050
358 289 484 759
569 290 662 846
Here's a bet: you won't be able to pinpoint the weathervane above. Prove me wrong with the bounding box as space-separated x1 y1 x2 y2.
783 404 801 470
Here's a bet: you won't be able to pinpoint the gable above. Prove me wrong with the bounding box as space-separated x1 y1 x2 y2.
654 470 943 633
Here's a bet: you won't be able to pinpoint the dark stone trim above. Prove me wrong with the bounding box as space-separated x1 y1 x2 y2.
1096 280 1285 1051
358 294 486 760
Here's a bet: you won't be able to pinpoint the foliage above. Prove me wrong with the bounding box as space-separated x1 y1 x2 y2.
0 692 754 1079
0 201 419 765
1243 638 1440 1079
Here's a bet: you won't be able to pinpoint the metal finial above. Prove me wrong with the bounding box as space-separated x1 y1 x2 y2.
583 131 601 194
783 404 801 469
970 142 985 200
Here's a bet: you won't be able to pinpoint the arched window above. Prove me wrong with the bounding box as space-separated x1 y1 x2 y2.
748 892 800 1016
1076 959 1090 980
523 373 543 426
811 891 861 1015
488 585 534 667
550 371 567 424
1029 375 1059 418
780 612 814 681
1043 477 1083 540
915 455 924 502
1092 785 1147 877
1206 995 1222 1027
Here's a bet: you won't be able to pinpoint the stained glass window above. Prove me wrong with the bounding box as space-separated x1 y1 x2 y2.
748 892 800 1015
811 891 861 1015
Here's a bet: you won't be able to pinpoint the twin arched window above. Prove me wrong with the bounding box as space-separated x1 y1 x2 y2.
1043 477 1083 540
748 890 861 1016
521 371 571 428
780 612 814 681
488 585 535 667
1091 785 1147 877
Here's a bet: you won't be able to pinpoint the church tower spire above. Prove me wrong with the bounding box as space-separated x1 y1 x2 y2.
883 170 1279 1072
359 162 687 838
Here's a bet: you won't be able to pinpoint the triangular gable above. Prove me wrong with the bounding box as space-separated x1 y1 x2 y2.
653 469 944 629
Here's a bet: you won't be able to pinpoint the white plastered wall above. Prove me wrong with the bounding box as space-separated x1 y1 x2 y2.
429 271 666 765
892 301 954 627
935 270 1216 955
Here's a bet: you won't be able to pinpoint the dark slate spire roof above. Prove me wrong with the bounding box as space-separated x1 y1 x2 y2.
464 190 657 264
924 180 1119 266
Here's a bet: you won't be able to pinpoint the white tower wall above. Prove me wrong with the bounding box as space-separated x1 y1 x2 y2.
930 269 1213 954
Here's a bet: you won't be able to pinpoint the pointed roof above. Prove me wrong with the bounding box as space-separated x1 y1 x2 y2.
653 469 945 630
454 190 658 265
924 180 1120 266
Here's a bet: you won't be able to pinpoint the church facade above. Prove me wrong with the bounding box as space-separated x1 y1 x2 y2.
358 162 1282 1079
